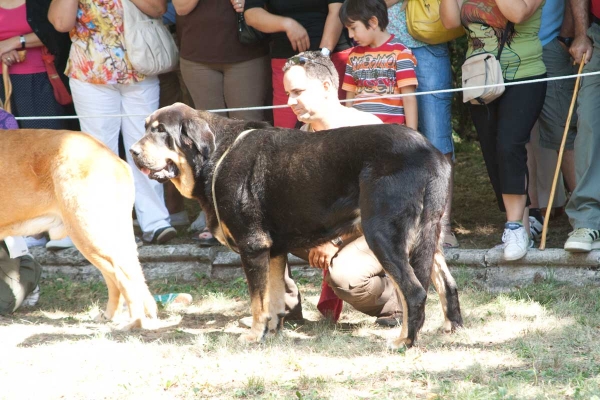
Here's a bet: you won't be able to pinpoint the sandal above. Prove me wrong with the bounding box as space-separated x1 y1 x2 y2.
193 227 220 247
442 225 460 249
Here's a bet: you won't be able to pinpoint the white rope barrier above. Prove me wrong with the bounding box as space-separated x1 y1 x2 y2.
14 69 600 121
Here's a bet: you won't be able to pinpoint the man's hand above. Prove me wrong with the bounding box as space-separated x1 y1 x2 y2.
308 241 340 269
570 35 593 64
284 18 310 52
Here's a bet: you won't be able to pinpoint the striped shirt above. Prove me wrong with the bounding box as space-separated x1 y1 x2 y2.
342 35 418 124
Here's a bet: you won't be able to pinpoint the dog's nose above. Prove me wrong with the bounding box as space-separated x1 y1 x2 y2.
129 145 141 158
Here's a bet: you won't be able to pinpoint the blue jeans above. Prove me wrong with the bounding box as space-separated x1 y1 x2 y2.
411 44 454 156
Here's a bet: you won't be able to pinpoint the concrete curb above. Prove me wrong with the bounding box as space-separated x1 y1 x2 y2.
31 245 600 291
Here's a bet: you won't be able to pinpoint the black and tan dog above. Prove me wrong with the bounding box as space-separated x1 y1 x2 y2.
131 103 463 348
0 129 157 328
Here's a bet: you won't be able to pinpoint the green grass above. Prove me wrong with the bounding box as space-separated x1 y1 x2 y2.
2 274 600 399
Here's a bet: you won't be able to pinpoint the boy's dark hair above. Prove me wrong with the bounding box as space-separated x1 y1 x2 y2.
340 0 389 31
282 51 340 90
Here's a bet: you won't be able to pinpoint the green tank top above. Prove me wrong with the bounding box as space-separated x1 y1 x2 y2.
460 0 546 81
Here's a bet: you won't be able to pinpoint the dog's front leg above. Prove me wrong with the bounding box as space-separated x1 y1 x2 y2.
267 254 287 333
239 248 272 343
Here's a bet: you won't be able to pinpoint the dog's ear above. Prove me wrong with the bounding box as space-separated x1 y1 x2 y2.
179 115 215 161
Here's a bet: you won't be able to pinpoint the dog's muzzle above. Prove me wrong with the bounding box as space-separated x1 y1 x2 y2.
129 147 180 183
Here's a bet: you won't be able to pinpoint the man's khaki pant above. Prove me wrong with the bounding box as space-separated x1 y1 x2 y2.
286 236 401 318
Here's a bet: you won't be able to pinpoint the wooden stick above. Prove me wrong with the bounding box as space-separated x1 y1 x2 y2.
539 54 586 250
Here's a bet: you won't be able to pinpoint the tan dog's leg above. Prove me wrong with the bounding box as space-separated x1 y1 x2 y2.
54 156 157 330
267 254 287 333
98 270 123 321
239 249 272 343
430 250 463 333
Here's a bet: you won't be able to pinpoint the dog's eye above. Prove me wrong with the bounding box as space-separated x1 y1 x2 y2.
165 134 174 150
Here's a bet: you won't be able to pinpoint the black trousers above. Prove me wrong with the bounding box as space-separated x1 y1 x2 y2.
469 75 547 212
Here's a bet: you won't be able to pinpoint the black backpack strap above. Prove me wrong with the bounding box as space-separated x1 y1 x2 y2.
497 21 514 61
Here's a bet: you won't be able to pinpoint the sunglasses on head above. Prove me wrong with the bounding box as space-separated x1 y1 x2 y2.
288 55 335 78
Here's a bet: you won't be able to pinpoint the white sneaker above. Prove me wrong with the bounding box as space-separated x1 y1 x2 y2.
502 222 529 261
46 236 75 250
528 216 544 242
22 285 40 307
24 236 48 247
564 228 600 252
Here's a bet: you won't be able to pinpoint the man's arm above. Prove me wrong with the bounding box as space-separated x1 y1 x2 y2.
319 3 344 53
570 0 593 63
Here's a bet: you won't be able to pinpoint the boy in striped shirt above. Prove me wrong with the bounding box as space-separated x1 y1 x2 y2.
340 0 418 128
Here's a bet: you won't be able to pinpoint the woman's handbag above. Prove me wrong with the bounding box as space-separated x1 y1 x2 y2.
237 12 267 45
41 47 73 106
461 22 513 105
121 0 179 76
406 0 464 44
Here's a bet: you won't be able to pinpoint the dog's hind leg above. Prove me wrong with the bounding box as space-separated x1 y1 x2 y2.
97 269 123 321
431 249 463 333
363 221 427 349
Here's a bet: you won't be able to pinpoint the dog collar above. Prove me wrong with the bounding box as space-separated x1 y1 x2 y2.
211 129 256 253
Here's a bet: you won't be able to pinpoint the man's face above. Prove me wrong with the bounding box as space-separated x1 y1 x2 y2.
284 65 328 123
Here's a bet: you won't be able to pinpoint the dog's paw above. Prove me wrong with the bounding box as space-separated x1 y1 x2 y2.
387 336 413 351
238 332 264 344
115 318 143 331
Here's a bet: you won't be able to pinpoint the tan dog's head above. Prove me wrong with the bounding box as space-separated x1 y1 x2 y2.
130 103 215 198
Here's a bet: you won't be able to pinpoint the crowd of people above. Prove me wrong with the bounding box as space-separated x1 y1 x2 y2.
1 0 598 325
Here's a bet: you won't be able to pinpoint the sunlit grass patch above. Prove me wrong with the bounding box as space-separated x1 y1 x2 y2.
3 273 600 399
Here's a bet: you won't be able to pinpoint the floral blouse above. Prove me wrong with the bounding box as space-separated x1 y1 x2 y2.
66 0 144 84
387 0 426 49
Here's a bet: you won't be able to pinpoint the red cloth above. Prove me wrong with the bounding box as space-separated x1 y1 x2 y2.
316 269 343 322
593 0 600 20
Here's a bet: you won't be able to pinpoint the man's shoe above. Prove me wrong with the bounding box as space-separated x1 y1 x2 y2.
502 222 529 261
169 211 190 227
22 285 40 307
147 226 177 245
375 312 402 327
529 215 544 242
46 236 75 250
564 228 600 252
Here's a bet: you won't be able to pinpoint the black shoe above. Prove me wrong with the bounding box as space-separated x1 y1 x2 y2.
148 226 177 245
375 312 402 327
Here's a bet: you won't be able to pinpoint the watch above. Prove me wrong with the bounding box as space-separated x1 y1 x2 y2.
320 47 331 57
557 36 573 48
19 35 26 50
331 236 343 247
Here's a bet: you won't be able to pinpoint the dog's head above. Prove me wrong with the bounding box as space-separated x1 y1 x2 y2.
130 103 215 197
